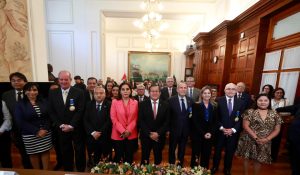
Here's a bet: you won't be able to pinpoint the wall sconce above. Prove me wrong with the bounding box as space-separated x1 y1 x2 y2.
212 56 218 64
240 32 245 39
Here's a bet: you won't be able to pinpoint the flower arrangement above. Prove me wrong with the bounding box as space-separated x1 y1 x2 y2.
91 162 211 175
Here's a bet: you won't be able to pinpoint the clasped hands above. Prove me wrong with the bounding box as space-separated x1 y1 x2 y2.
37 129 47 137
120 130 131 138
59 124 74 132
255 137 270 145
150 132 159 142
222 128 234 137
92 131 102 140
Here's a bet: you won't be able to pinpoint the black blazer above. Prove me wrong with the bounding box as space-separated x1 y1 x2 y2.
48 87 85 128
84 90 94 104
138 99 170 139
2 90 24 131
2 90 19 117
14 99 51 135
160 87 177 101
168 95 193 136
191 102 217 141
84 100 111 137
216 96 245 132
235 92 252 109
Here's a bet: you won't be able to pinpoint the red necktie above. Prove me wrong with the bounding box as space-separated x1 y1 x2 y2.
153 101 157 119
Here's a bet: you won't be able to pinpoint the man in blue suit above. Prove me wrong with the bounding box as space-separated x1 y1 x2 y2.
211 83 245 175
168 82 193 167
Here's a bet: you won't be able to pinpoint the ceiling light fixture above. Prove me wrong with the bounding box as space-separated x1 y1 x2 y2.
133 0 168 51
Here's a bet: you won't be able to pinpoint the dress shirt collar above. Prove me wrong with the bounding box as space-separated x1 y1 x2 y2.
15 89 23 94
61 87 71 94
151 99 159 104
226 96 234 103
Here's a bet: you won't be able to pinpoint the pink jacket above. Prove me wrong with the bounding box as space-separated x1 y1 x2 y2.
110 99 138 140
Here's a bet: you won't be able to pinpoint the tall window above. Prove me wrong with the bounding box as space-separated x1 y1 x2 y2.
261 46 300 104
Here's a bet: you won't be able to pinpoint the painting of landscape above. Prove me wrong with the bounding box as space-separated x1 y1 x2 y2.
128 52 171 82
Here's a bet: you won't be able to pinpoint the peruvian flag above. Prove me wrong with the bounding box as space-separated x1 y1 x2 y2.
121 73 127 81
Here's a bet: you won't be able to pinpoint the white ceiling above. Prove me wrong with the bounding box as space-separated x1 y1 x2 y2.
101 0 259 38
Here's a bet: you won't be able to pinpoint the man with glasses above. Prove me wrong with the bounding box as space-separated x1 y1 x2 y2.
161 77 177 101
211 83 245 175
134 84 149 102
186 76 200 102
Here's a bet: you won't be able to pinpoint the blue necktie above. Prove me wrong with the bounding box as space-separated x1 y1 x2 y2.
181 98 186 113
189 88 193 98
227 98 232 116
96 104 101 112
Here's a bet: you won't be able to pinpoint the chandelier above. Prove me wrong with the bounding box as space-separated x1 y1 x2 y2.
133 0 168 51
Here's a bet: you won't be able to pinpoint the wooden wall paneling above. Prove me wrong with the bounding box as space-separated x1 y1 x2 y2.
188 0 298 95
251 18 270 94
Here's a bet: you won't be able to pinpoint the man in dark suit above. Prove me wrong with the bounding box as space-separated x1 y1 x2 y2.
48 70 86 172
139 85 170 165
168 82 193 167
211 83 245 175
236 82 252 109
186 76 200 102
276 104 300 175
85 77 97 103
83 77 97 167
133 84 149 102
161 77 177 101
1 72 32 168
84 86 111 166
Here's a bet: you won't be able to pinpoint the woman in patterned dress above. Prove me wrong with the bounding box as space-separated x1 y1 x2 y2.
236 93 283 175
14 82 52 169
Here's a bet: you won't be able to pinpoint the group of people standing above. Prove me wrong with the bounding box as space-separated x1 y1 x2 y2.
0 70 298 175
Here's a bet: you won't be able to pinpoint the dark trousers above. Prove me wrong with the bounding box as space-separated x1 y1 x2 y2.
86 136 110 166
0 131 12 168
169 133 188 166
213 134 238 171
113 139 137 164
52 127 63 166
140 137 165 165
271 128 282 162
191 138 213 168
58 128 86 172
12 130 32 169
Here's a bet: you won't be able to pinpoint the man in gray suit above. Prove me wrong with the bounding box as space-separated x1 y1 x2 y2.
186 76 200 102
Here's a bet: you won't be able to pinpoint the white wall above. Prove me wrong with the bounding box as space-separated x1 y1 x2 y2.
40 0 259 82
27 0 49 81
44 0 188 82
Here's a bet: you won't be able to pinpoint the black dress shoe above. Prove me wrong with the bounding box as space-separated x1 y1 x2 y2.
211 167 218 174
224 169 231 175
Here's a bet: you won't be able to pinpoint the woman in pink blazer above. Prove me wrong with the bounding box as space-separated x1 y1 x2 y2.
110 82 138 164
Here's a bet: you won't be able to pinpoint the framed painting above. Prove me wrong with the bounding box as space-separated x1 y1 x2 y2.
128 51 171 82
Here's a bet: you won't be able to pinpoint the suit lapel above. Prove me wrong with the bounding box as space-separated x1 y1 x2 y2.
232 97 239 117
56 89 65 107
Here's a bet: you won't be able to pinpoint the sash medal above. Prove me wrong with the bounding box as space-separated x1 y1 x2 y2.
69 99 75 111
234 111 240 122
